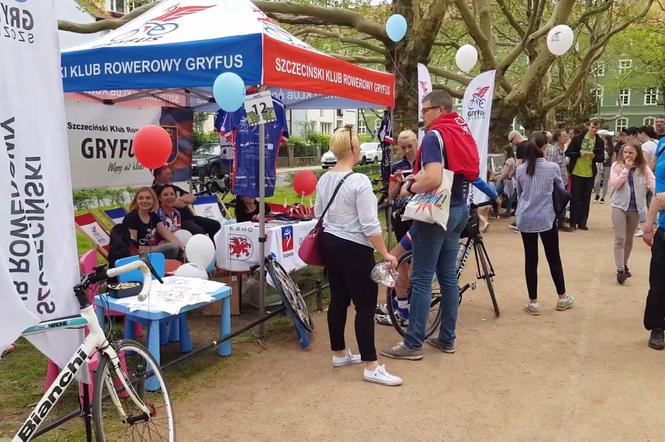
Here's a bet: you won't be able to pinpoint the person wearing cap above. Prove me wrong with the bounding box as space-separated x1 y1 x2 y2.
508 130 528 166
565 119 604 230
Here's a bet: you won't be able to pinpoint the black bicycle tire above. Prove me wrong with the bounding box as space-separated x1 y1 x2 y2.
265 258 314 332
476 240 500 317
92 339 175 441
386 251 442 338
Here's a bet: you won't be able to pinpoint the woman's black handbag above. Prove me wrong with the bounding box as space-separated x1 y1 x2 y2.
552 183 571 219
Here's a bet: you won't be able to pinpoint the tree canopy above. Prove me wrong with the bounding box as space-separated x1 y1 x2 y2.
59 0 656 147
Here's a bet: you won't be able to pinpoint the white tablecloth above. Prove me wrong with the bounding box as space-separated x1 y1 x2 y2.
215 219 318 272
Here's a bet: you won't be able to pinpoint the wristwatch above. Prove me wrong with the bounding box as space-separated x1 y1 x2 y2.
406 180 416 195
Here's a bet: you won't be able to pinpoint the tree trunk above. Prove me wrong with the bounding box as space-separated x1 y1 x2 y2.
387 47 420 136
489 100 517 152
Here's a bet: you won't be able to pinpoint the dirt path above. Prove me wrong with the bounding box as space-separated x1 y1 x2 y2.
176 202 664 441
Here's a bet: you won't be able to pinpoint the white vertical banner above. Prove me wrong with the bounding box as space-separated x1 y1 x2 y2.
417 63 432 142
0 0 82 366
462 70 496 205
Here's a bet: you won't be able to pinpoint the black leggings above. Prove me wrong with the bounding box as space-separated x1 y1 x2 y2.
320 232 377 361
520 226 566 300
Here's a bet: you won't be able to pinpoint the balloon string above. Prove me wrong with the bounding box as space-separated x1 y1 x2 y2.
387 47 418 95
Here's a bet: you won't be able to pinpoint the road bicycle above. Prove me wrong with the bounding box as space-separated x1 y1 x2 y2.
11 258 175 442
384 208 499 338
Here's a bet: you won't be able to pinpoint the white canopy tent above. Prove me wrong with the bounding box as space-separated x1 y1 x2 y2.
61 0 395 331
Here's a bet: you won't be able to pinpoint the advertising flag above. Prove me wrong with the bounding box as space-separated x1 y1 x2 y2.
461 70 496 205
417 63 433 142
0 0 82 367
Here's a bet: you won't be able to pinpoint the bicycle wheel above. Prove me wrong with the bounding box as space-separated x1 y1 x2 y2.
93 339 175 441
475 240 500 317
386 251 442 338
265 257 314 332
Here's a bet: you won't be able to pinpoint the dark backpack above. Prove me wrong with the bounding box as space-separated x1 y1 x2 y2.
107 223 133 269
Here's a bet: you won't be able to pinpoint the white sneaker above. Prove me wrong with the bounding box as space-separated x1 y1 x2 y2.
363 364 402 386
332 349 362 368
634 228 644 237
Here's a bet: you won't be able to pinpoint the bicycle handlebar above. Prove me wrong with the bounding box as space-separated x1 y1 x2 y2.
106 260 153 302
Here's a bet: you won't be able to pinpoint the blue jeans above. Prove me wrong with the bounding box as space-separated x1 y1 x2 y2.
404 204 469 349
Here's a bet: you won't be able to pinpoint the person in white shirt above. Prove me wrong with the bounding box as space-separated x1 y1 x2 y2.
315 125 401 387
638 125 658 170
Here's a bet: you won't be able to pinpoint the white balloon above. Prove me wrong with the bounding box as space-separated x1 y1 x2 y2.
547 25 574 56
174 262 209 279
455 44 478 74
185 234 215 268
174 229 193 246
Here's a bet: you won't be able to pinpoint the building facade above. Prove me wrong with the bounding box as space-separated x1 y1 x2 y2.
593 57 663 132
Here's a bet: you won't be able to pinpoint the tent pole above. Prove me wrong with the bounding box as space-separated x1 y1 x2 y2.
258 119 266 338
386 107 394 248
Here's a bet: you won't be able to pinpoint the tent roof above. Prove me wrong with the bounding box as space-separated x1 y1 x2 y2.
61 0 394 108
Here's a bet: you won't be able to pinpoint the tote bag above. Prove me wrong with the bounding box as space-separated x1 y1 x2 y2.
298 172 353 266
401 132 455 229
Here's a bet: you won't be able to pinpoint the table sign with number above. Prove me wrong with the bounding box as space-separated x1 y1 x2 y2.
244 91 276 126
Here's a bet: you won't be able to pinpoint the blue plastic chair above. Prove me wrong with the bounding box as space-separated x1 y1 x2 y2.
114 253 192 353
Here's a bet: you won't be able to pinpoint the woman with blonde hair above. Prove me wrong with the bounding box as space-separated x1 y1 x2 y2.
388 129 418 241
124 187 184 259
609 142 655 283
316 125 402 386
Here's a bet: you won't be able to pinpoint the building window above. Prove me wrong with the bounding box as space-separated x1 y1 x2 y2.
644 117 655 127
320 122 332 134
319 109 325 117
645 88 659 106
618 89 631 106
592 62 605 77
107 0 138 13
357 118 367 135
593 85 603 105
615 117 628 133
618 59 632 73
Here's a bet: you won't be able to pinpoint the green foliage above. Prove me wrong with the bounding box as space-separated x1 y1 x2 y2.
193 130 219 149
72 188 134 211
307 132 331 147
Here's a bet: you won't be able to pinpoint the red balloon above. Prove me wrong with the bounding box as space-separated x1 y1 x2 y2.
133 125 172 169
292 170 317 196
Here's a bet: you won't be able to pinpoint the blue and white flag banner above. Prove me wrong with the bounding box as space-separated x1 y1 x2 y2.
0 0 81 366
462 70 496 205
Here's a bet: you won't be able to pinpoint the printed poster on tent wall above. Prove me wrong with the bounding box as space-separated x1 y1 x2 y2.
65 100 193 189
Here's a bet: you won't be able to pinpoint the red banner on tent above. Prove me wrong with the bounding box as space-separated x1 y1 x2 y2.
263 36 394 108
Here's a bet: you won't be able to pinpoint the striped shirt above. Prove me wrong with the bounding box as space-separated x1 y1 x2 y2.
545 144 568 183
515 158 565 233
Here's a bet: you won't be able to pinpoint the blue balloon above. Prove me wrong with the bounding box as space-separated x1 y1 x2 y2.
385 14 407 43
213 72 246 112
